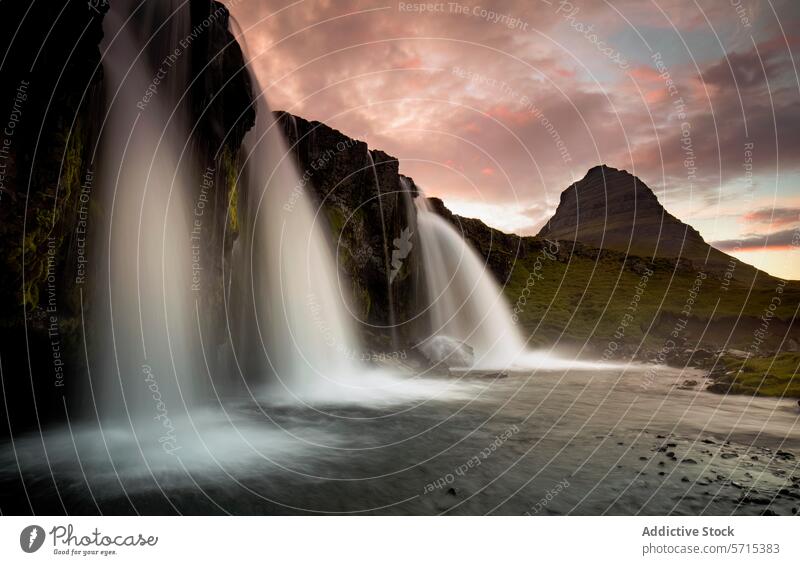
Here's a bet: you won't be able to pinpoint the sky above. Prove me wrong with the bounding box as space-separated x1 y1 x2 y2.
224 0 800 279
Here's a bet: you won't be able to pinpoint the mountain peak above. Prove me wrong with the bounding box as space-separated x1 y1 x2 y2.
537 165 746 274
577 164 654 194
585 163 620 175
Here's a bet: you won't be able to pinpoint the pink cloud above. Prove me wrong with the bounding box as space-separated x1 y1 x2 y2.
742 207 800 227
223 0 800 242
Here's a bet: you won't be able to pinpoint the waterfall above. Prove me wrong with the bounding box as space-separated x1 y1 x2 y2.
92 0 595 428
233 86 364 404
411 183 606 371
94 0 198 431
412 190 526 369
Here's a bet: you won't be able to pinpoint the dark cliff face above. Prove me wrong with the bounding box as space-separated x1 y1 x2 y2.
0 1 108 432
0 0 254 321
190 1 255 152
537 164 761 281
0 1 105 317
185 1 256 354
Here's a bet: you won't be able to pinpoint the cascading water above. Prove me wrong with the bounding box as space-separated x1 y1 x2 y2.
411 181 601 371
95 0 198 430
95 0 593 423
412 187 526 369
234 87 365 404
231 75 473 404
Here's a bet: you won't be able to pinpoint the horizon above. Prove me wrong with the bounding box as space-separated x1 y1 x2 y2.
226 0 800 279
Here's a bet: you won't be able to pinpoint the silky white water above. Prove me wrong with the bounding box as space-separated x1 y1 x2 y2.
240 103 358 399
95 0 597 430
232 76 495 404
412 187 604 371
236 80 400 404
95 0 198 429
414 195 526 368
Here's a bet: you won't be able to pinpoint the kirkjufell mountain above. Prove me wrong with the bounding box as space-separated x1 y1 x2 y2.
537 165 762 282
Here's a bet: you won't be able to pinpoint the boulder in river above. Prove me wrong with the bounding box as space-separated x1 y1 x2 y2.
418 336 475 368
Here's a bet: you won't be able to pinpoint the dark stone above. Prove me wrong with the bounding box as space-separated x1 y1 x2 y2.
778 488 800 500
738 496 770 505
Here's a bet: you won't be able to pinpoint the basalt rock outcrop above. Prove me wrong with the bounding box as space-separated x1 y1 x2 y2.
0 0 107 433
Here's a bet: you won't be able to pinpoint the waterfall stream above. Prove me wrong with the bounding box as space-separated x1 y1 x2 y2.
94 0 597 426
233 83 366 404
410 183 604 371
94 0 198 432
413 192 527 369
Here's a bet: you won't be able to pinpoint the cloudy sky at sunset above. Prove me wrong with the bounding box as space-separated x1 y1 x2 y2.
224 0 800 279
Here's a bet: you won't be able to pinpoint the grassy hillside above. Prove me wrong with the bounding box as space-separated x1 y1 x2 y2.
430 194 800 398
493 239 800 397
503 241 798 348
709 353 800 398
